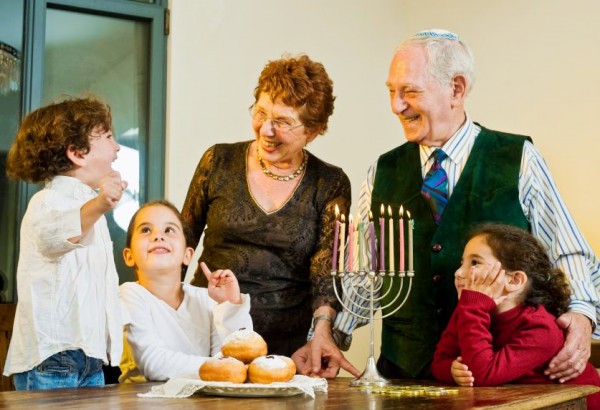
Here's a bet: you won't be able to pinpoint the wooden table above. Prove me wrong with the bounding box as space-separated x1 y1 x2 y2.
0 377 597 409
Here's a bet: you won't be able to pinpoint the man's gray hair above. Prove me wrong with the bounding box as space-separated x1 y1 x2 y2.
398 29 475 95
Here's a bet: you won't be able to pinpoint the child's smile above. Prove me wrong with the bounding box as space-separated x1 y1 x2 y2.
123 205 194 277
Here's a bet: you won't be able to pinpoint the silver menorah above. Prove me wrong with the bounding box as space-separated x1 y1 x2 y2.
332 267 414 387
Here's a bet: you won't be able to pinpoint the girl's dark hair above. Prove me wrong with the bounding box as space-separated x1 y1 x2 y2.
6 96 112 183
126 199 194 280
469 223 571 317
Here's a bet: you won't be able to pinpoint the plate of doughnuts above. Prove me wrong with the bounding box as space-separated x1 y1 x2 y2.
196 328 322 397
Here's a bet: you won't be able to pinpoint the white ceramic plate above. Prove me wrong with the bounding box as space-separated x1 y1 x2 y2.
199 384 303 397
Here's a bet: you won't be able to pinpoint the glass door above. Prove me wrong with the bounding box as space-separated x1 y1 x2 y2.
43 8 151 281
0 0 25 303
0 0 167 303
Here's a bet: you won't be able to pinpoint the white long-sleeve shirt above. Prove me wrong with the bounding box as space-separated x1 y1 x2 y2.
334 117 600 347
4 176 123 376
118 282 252 382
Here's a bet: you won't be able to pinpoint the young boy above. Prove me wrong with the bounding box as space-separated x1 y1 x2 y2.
119 200 252 382
3 96 127 390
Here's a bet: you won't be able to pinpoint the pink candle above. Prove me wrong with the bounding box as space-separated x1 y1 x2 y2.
368 211 377 271
407 211 414 272
379 204 385 271
358 221 365 271
353 225 359 272
338 214 346 273
332 205 340 271
398 206 405 272
387 205 394 272
347 215 354 273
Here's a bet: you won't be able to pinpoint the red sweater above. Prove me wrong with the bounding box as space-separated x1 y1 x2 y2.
431 290 600 408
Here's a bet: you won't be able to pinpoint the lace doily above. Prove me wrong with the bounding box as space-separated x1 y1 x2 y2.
138 375 328 399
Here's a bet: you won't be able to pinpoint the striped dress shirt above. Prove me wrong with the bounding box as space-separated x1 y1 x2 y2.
333 116 600 349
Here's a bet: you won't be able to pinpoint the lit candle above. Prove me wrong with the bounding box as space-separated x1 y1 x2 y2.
338 214 346 273
358 220 365 271
379 204 385 271
398 206 405 272
353 223 359 272
368 211 377 271
347 215 354 273
387 205 394 272
332 205 340 272
407 210 414 272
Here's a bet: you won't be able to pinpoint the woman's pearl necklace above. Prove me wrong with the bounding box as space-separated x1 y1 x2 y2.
257 147 307 182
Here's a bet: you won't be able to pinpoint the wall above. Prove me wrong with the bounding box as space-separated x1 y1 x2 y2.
166 0 600 377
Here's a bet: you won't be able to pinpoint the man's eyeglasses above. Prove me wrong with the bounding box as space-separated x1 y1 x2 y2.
250 107 304 132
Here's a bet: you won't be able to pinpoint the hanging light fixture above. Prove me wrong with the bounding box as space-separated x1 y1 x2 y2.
0 42 20 95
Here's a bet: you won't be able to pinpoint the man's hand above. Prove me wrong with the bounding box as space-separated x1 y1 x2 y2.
292 336 360 379
291 344 312 375
545 312 592 382
451 356 473 386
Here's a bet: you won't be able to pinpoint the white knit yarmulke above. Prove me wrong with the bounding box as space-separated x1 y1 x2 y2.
414 29 460 40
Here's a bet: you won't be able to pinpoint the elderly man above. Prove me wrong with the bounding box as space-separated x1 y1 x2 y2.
331 29 600 382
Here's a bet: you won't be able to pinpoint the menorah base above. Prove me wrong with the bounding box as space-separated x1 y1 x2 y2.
349 356 390 387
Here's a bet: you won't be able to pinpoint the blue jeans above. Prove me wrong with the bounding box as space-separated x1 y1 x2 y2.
13 349 104 390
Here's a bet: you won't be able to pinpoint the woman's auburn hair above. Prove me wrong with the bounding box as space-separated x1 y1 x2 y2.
253 54 335 135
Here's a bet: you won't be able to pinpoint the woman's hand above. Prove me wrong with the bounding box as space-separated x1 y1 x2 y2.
201 261 242 304
466 261 507 305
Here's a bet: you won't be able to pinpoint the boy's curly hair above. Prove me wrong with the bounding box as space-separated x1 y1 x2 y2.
6 96 112 183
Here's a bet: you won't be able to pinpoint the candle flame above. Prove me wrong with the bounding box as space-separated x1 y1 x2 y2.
380 203 385 216
387 205 392 217
368 210 373 221
341 213 346 223
407 210 412 220
334 204 340 219
399 205 404 217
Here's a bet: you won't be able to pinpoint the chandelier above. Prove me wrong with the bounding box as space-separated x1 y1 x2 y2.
0 42 20 96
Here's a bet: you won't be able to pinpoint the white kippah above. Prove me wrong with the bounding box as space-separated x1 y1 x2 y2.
414 29 460 40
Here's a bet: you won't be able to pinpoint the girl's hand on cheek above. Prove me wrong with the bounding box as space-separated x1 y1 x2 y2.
467 261 507 305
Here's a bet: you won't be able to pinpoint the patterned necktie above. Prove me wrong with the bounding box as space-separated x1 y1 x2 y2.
421 149 448 225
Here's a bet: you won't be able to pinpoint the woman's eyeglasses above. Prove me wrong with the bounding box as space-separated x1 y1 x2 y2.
250 107 304 132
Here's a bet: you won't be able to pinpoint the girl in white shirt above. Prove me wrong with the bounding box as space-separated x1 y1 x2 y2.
118 200 252 382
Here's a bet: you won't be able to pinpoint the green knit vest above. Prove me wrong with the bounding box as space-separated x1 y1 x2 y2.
371 126 531 377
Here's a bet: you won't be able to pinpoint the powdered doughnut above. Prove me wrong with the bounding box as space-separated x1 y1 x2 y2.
248 355 296 384
199 356 247 383
221 328 268 364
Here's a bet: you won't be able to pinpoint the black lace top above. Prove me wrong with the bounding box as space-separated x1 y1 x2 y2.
182 141 351 344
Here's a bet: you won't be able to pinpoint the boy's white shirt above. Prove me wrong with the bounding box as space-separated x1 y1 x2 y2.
3 175 123 375
119 282 252 382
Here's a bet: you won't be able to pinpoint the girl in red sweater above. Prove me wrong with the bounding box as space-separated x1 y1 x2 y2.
431 224 600 407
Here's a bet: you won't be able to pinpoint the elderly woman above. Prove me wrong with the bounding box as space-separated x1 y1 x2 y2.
182 54 358 378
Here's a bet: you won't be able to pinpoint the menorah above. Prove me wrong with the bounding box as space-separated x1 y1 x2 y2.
330 204 414 387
